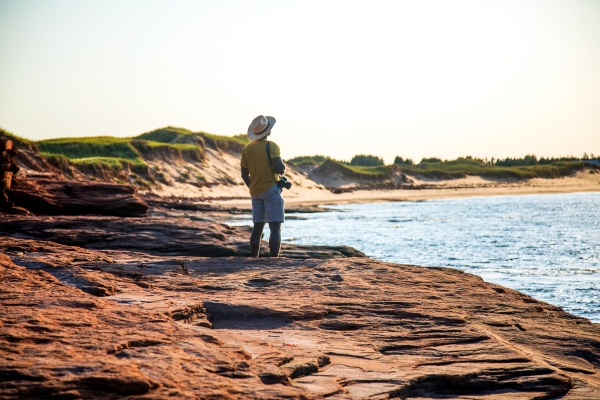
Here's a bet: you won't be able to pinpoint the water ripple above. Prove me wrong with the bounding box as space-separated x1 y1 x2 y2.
230 192 600 323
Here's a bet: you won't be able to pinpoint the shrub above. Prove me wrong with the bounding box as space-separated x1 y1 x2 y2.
350 154 384 167
495 154 538 166
419 157 442 164
288 155 330 165
394 156 414 165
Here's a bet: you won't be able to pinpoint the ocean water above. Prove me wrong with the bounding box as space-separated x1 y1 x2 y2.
228 192 600 323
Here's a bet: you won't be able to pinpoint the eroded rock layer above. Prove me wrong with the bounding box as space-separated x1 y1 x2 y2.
6 179 148 217
0 215 364 259
1 237 599 399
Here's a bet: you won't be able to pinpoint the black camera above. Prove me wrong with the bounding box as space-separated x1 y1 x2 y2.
277 176 292 190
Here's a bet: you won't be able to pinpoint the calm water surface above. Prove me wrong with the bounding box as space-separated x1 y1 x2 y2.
228 192 600 322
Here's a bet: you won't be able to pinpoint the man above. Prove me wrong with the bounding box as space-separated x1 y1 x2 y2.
240 115 286 257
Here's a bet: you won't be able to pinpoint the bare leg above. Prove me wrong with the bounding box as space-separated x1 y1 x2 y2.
250 223 265 258
268 222 282 257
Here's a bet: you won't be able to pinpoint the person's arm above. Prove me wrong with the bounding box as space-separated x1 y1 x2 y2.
271 157 285 175
241 167 251 188
268 142 285 175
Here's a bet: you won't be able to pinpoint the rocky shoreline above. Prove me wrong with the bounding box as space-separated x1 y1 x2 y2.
0 212 364 260
2 236 600 399
1 151 600 398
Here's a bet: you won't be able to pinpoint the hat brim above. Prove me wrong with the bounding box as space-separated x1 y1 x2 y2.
247 116 276 141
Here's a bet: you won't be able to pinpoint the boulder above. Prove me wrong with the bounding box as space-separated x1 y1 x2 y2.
7 178 148 217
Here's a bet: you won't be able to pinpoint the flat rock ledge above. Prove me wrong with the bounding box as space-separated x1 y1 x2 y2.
0 215 365 259
1 237 599 399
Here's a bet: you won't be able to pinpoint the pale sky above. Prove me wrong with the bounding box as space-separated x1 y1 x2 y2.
1 0 599 163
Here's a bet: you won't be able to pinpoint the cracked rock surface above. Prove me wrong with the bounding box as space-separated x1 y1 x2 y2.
1 237 600 399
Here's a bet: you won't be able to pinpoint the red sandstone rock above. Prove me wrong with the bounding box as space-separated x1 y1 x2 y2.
1 237 599 398
0 247 312 399
6 179 148 217
0 215 365 259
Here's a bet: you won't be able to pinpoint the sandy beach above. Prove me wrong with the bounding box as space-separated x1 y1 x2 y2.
198 170 600 209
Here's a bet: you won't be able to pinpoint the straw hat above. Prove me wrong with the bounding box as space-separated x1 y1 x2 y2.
247 115 276 140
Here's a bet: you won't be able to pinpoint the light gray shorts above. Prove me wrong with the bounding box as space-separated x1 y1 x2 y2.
251 183 285 223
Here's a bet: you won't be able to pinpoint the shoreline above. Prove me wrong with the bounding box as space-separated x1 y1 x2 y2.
2 177 600 397
211 183 600 325
209 175 600 209
295 185 600 206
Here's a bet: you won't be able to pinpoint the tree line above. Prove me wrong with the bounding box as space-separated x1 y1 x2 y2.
345 154 599 167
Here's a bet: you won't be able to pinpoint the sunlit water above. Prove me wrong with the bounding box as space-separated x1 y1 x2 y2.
227 192 600 322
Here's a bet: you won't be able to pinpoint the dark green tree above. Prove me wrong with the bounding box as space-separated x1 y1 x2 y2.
350 154 384 166
394 156 414 165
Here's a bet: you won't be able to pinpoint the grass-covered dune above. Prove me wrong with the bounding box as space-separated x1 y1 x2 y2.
289 155 600 181
28 127 250 182
316 159 392 180
136 127 248 150
2 125 597 188
0 126 250 186
37 127 249 168
38 137 148 168
398 158 593 180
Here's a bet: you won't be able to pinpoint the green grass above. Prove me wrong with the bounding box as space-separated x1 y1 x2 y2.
0 127 37 151
341 163 390 176
36 135 201 176
42 153 147 168
288 155 331 165
38 137 141 161
34 127 246 173
397 160 592 180
130 140 204 162
32 127 247 182
69 157 147 168
16 127 246 169
135 126 249 146
135 127 195 143
293 158 394 179
202 132 250 146
317 159 391 179
133 140 199 151
231 133 251 144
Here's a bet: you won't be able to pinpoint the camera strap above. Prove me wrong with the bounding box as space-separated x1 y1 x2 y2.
266 141 273 166
266 141 283 180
